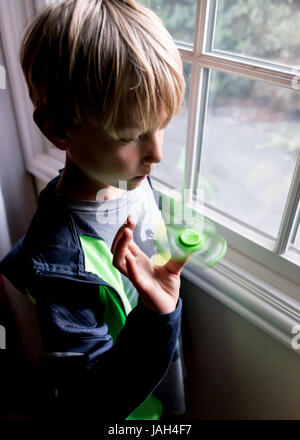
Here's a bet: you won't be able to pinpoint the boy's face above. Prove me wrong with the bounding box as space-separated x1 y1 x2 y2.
65 111 166 192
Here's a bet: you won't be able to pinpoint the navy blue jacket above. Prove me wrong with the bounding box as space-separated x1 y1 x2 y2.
0 174 182 419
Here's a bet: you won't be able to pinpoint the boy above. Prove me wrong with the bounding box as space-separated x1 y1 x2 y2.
0 0 188 420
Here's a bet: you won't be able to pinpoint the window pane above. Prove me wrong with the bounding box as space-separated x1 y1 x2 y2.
211 0 300 68
289 206 300 255
198 70 300 239
137 0 196 45
153 63 191 190
291 231 300 253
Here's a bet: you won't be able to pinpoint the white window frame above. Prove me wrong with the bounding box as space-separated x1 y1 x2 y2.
180 0 300 277
0 0 299 353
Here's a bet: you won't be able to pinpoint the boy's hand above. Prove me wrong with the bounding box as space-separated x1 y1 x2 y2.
111 215 190 314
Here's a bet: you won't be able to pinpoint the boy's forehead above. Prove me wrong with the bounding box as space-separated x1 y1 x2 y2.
104 120 142 139
117 124 143 134
116 109 168 134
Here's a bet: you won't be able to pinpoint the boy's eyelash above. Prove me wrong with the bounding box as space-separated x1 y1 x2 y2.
120 138 136 143
119 134 145 143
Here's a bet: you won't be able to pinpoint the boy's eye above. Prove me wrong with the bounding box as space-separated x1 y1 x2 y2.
119 138 136 143
119 134 146 143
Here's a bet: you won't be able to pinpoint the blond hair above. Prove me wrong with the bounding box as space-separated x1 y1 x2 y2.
20 0 185 137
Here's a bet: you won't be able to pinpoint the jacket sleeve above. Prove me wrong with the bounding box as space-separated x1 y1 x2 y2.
27 277 182 420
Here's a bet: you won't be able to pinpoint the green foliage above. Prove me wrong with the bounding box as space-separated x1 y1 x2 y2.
212 0 300 107
137 0 196 43
137 0 300 155
214 0 300 65
211 0 300 156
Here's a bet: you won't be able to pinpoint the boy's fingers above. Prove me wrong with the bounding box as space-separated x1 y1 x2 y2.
112 228 132 273
125 254 141 287
128 240 140 257
164 255 191 276
111 215 135 255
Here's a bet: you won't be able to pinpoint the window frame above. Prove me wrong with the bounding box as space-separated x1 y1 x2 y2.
156 0 300 286
148 0 300 352
0 0 299 352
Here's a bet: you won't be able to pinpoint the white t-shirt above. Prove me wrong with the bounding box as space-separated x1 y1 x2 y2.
56 178 167 308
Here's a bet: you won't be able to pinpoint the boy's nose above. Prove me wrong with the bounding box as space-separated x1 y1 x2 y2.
141 132 163 166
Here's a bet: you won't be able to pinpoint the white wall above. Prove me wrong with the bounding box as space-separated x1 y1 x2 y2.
0 34 37 259
180 276 300 420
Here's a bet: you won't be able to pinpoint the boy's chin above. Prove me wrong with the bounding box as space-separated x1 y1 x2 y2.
126 180 143 190
124 176 147 189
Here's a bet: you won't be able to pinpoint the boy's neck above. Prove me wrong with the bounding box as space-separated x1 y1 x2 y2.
54 154 126 201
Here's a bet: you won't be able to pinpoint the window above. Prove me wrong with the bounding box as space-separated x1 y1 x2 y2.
138 0 300 292
1 0 299 340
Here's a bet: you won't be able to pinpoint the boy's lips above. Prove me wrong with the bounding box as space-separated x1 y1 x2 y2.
134 169 152 179
133 174 149 180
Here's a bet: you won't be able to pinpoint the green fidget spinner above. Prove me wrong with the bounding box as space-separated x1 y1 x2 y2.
155 195 227 266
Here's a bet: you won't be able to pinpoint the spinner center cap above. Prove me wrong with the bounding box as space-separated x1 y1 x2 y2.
179 228 202 246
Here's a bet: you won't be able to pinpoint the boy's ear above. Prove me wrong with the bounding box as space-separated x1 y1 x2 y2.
33 106 69 151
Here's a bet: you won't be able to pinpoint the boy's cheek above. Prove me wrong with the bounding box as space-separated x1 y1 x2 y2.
114 151 139 170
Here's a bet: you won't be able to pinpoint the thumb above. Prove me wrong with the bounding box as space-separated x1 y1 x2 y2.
163 255 191 276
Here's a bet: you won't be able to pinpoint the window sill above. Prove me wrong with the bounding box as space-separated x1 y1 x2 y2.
183 248 300 354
